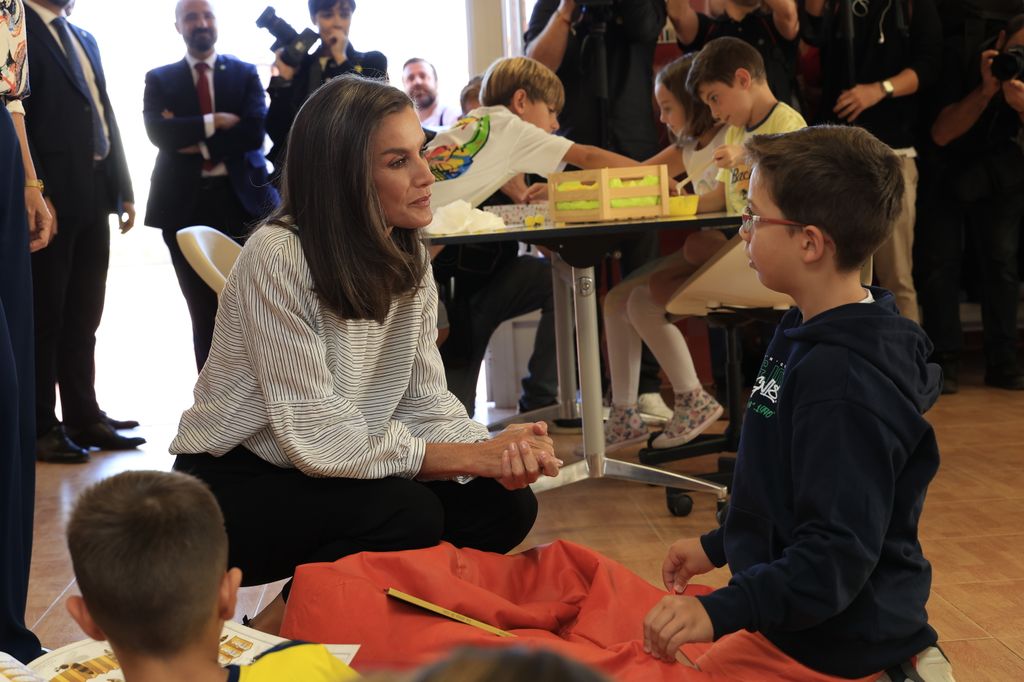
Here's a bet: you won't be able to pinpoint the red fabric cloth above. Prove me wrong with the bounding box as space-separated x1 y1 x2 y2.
280 541 875 681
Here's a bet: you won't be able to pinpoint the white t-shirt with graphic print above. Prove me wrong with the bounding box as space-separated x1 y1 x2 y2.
426 105 573 209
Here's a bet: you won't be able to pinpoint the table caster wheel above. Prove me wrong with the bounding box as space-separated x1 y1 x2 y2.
667 489 694 517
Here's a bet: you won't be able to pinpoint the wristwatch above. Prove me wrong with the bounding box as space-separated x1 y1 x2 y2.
880 80 895 99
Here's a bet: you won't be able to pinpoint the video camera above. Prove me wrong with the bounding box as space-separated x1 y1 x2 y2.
991 45 1024 81
256 6 319 69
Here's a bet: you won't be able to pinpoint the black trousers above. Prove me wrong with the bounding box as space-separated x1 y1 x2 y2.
441 255 558 416
31 165 109 434
0 106 42 662
162 177 251 370
916 170 1024 374
174 446 538 595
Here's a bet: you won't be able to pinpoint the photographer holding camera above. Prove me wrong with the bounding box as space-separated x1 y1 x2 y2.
922 13 1024 391
265 0 387 173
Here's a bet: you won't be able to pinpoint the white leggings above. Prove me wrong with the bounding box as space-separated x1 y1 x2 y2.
605 251 701 407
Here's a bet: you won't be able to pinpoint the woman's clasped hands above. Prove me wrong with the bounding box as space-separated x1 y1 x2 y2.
486 422 562 490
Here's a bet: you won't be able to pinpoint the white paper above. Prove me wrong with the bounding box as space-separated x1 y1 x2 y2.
25 622 359 680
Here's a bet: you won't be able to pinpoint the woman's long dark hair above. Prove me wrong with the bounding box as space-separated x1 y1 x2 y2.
268 75 427 323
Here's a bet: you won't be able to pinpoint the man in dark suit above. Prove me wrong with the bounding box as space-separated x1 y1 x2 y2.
23 0 145 463
144 0 279 370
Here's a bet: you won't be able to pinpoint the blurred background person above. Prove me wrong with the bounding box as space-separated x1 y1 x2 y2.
142 0 279 371
266 0 387 173
1 0 52 663
23 0 142 461
460 74 483 114
403 57 459 129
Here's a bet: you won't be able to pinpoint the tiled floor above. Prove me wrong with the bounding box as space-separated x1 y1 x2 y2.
22 225 1024 680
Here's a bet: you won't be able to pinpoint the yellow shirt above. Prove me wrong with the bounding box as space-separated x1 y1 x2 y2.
228 642 357 682
717 103 807 214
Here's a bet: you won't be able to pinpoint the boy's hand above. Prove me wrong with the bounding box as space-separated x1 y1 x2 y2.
662 537 714 593
525 182 549 203
712 144 744 169
643 595 714 661
500 174 530 204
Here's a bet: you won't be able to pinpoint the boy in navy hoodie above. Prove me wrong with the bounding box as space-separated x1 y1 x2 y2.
642 125 954 681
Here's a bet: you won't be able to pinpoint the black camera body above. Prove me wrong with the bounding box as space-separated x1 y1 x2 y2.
256 6 319 69
991 45 1024 82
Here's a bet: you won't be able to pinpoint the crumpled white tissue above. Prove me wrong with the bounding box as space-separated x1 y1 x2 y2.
426 200 505 236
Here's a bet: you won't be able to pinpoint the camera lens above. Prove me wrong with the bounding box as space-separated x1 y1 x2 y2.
991 46 1024 82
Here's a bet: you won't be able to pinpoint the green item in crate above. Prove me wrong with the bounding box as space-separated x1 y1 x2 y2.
555 175 660 192
555 199 600 210
555 174 662 211
555 196 660 210
609 175 659 188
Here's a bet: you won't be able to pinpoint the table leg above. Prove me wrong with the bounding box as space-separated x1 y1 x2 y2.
530 264 728 504
570 265 607 466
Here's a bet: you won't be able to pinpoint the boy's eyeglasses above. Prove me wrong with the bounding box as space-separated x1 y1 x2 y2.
739 209 807 235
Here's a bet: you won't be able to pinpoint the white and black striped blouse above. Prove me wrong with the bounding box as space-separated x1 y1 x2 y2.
169 225 488 478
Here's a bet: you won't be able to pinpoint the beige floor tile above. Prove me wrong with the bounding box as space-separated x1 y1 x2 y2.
934 581 1024 638
941 639 1024 682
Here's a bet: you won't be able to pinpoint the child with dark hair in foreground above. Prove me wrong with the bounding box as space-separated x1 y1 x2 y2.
643 126 954 681
65 470 356 682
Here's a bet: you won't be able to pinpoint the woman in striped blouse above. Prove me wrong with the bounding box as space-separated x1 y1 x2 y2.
172 75 561 634
2 0 52 662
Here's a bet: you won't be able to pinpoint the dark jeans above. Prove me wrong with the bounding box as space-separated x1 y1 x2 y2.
974 193 1024 374
162 177 251 370
917 174 1024 374
0 106 42 662
174 446 538 595
442 255 558 416
915 165 964 359
31 166 109 433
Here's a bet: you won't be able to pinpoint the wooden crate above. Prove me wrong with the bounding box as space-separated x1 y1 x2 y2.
548 164 670 223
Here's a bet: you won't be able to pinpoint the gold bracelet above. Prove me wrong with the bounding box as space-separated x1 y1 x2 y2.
25 179 44 191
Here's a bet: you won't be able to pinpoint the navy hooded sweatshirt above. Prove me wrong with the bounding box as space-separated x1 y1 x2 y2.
696 287 942 678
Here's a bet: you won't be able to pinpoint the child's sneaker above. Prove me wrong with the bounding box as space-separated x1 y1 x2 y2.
604 404 651 453
651 388 723 449
637 392 673 425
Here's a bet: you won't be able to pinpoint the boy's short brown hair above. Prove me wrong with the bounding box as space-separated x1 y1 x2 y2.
685 36 767 97
657 53 718 142
67 471 228 656
480 57 565 113
460 75 483 113
744 125 905 272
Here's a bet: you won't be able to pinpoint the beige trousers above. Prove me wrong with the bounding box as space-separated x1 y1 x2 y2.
873 156 920 323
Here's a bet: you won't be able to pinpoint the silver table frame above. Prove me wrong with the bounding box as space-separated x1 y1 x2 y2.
431 214 739 501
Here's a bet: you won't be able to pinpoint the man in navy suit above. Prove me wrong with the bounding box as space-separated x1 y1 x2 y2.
23 0 145 463
144 0 279 370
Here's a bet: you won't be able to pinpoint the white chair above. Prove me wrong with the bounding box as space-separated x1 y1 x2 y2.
175 225 242 296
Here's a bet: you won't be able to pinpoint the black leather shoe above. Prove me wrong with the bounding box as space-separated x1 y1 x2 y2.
100 411 140 430
36 426 90 463
66 421 147 450
984 372 1024 390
